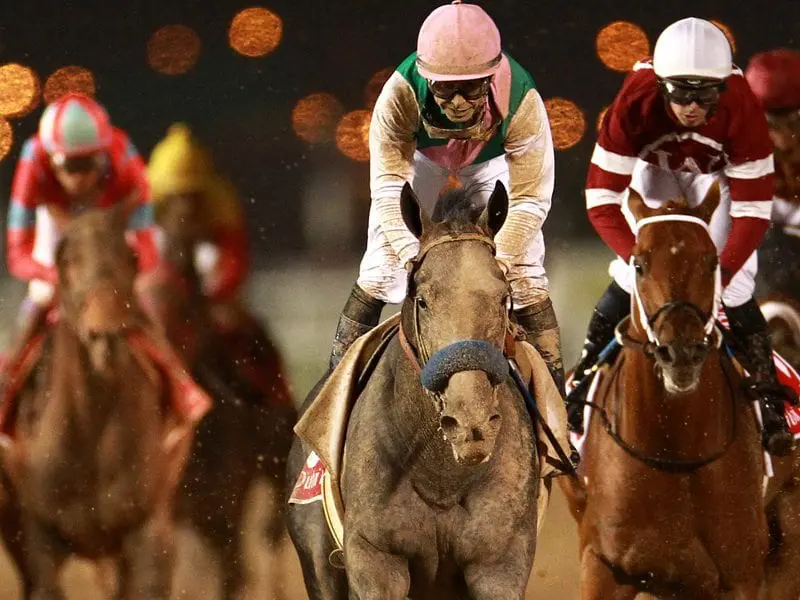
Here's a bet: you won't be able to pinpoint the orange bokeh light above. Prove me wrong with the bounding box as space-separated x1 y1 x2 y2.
147 25 202 75
364 68 394 109
710 20 736 54
43 66 96 103
0 64 40 119
336 110 371 162
597 106 610 132
229 7 283 57
0 118 13 161
292 93 344 144
544 98 586 151
596 21 650 72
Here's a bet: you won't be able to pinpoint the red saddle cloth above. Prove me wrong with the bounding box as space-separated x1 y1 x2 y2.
0 314 212 441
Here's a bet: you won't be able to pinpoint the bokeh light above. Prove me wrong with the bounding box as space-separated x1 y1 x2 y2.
0 118 13 161
596 21 650 72
336 110 371 162
43 67 96 103
596 106 609 132
364 68 394 109
0 64 40 119
292 93 344 144
544 98 586 151
147 25 202 75
229 7 283 57
710 20 736 54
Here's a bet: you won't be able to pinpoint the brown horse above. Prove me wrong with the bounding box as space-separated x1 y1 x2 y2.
287 182 540 600
560 184 768 599
758 293 800 600
0 206 197 600
136 193 296 600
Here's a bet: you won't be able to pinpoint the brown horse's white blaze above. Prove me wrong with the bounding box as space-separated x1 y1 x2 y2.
628 186 721 395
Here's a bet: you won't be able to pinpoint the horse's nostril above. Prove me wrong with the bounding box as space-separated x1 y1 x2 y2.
440 415 459 434
488 413 501 424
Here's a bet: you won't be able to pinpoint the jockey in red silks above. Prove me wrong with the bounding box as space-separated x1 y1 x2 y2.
566 18 796 456
145 124 292 406
1 93 209 427
745 49 800 297
7 92 158 330
327 1 565 400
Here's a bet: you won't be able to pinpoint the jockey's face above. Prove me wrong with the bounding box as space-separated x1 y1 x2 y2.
668 101 712 128
430 78 490 124
766 109 800 153
51 153 104 197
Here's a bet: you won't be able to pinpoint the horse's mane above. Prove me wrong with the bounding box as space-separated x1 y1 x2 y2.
430 186 485 235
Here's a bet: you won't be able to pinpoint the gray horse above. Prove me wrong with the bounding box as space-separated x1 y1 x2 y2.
287 182 540 600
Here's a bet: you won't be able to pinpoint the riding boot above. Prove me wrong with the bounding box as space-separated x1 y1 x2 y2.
514 297 580 469
328 284 386 371
726 298 796 457
565 281 631 434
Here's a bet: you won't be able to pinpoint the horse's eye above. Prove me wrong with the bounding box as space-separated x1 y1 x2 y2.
634 259 644 276
417 297 428 310
707 254 719 273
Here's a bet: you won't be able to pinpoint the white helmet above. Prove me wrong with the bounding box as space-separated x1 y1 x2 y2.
653 18 732 81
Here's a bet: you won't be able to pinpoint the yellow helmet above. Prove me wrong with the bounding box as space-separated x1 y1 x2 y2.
148 123 215 200
148 123 242 229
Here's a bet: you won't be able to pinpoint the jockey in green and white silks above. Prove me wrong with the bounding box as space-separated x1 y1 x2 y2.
328 0 566 401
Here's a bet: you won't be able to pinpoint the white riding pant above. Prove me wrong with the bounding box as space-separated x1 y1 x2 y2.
608 161 758 309
357 152 548 308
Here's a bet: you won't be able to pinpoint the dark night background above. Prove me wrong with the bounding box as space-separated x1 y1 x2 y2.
0 0 797 269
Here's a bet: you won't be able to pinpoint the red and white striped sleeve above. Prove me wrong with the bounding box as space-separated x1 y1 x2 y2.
719 74 776 283
585 71 645 261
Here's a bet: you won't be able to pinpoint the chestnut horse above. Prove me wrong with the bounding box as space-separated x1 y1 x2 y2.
136 194 296 600
0 207 197 600
561 184 768 599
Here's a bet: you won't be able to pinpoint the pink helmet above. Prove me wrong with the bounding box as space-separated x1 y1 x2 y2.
38 92 113 157
745 49 800 112
416 1 502 82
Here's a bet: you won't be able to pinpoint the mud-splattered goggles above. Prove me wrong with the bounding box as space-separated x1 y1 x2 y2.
658 78 726 107
51 152 105 174
428 78 491 102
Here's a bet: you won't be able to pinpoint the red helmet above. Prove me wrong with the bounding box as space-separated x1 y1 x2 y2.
38 92 113 158
745 49 800 111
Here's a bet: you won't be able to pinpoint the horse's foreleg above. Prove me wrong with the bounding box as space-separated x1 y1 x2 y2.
118 512 174 600
462 532 535 600
764 486 800 600
21 519 69 600
345 532 409 600
579 546 638 600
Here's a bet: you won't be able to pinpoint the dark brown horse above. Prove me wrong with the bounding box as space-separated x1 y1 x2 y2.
287 183 540 600
136 193 296 600
0 206 197 600
758 293 800 600
561 184 768 599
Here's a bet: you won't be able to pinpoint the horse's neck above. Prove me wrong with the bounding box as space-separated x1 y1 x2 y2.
616 349 735 457
163 237 200 289
378 345 490 504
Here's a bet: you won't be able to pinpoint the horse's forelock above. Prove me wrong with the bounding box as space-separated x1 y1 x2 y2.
427 187 486 239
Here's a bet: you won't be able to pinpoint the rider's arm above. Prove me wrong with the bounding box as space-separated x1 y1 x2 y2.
498 88 554 271
117 134 160 272
369 71 420 265
719 76 776 285
585 100 639 261
6 139 58 284
206 226 249 303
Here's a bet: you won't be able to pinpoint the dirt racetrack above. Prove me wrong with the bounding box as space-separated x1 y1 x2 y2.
0 479 582 599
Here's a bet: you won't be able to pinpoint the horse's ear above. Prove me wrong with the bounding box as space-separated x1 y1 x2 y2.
478 181 509 237
693 181 720 224
627 188 655 222
400 182 428 239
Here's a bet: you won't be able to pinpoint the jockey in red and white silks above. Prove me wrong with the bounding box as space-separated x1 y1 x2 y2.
326 0 566 403
567 17 796 457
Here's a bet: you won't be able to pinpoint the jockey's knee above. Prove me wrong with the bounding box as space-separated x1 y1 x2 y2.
356 270 406 305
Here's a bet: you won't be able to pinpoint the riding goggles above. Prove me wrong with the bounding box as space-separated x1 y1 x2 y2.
428 78 491 102
658 78 726 107
51 152 106 174
766 108 800 131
